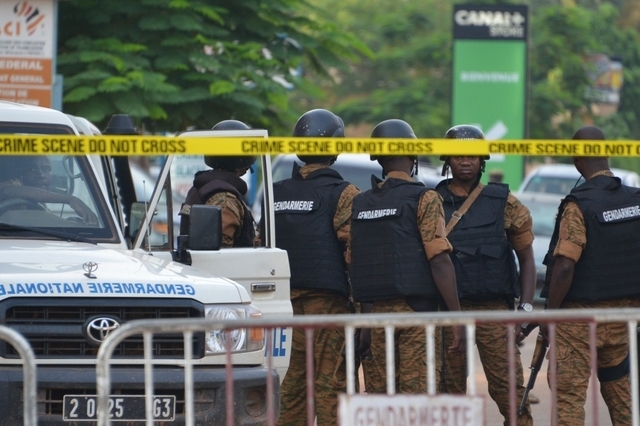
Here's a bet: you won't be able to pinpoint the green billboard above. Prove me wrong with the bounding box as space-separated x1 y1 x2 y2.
452 4 528 189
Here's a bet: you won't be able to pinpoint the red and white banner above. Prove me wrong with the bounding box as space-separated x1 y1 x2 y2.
0 0 54 107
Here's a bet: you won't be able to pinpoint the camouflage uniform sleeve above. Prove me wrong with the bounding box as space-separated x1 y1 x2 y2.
504 192 534 251
335 183 360 263
553 200 585 262
417 190 453 260
206 192 244 248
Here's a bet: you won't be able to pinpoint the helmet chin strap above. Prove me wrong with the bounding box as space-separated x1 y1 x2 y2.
441 161 449 177
411 158 418 178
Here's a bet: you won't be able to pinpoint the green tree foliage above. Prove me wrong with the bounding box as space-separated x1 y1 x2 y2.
307 0 640 148
528 5 597 140
299 0 453 138
528 3 640 169
57 0 368 133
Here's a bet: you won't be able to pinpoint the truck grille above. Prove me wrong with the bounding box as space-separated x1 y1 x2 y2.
1 299 205 358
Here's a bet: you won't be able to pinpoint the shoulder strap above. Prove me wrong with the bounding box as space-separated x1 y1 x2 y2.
445 182 484 236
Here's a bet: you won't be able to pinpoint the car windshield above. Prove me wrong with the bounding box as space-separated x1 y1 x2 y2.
0 122 75 134
527 202 557 237
518 195 560 237
522 176 582 195
0 155 119 242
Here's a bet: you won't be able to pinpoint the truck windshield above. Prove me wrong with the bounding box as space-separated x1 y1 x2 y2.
0 155 119 242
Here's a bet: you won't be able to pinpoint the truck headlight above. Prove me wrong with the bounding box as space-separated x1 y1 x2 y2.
204 304 264 355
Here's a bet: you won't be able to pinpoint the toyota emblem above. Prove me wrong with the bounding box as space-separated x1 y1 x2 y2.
83 261 98 279
84 316 121 346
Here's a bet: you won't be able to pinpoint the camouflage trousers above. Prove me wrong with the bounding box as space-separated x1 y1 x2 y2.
361 298 434 394
551 298 640 426
277 289 349 426
437 299 533 426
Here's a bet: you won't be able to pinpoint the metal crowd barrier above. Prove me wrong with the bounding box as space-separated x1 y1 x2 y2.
94 317 279 426
94 308 640 426
0 325 38 426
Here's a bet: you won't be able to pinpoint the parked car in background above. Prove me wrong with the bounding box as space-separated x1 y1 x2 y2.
516 191 563 303
518 163 640 195
251 154 442 221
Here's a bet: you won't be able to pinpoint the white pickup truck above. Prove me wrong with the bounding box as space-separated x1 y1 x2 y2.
0 101 292 425
128 129 293 382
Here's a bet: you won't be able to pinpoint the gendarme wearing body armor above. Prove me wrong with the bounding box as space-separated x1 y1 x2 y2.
546 175 640 302
436 181 519 300
274 162 350 297
180 170 255 247
351 176 440 302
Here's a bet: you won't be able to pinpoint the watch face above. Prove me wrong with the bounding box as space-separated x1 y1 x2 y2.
519 303 533 312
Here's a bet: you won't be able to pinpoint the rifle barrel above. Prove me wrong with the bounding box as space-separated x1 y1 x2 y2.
518 332 549 415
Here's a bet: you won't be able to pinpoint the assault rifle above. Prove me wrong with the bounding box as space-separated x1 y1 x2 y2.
519 323 549 415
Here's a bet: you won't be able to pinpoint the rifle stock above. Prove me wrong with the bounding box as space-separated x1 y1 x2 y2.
519 328 549 415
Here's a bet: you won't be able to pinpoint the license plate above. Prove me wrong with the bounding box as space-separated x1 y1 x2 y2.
63 395 176 422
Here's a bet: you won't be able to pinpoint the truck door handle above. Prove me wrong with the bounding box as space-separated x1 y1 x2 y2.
251 283 276 292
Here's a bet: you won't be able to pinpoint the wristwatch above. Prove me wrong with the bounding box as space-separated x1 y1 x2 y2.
518 302 533 312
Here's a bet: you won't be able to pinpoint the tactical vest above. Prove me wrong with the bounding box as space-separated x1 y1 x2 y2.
179 169 255 247
273 164 351 297
549 176 640 302
350 176 439 302
436 181 518 300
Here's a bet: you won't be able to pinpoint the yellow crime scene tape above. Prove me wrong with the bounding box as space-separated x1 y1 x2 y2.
2 134 640 156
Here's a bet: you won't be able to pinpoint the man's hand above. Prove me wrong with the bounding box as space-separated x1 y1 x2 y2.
514 322 538 345
514 324 526 344
540 323 549 342
68 196 98 225
449 325 466 354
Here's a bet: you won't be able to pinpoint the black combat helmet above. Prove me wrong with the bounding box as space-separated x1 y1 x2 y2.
204 120 257 171
441 124 489 160
441 124 489 177
293 109 344 164
103 114 138 135
369 119 417 162
370 119 419 177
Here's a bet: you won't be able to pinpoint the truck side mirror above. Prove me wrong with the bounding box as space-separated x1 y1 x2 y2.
187 205 222 251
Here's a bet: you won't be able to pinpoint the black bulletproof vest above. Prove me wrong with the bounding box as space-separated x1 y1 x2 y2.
436 181 518 300
180 169 255 247
273 164 350 297
559 176 640 302
350 176 439 302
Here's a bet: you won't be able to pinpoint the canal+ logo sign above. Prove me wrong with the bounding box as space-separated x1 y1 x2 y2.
0 1 46 37
453 5 528 41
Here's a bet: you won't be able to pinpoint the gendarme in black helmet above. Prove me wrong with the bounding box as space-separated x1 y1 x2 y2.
370 119 416 163
293 109 344 164
205 120 257 171
103 114 138 135
441 124 489 160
